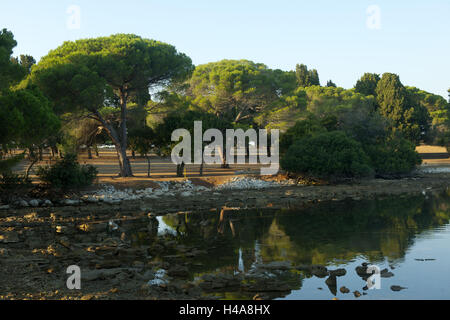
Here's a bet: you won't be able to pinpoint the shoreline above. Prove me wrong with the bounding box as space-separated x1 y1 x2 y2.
1 172 449 216
1 172 449 300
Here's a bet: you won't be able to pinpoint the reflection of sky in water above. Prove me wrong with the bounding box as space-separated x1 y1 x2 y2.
156 216 177 236
145 192 450 299
283 224 450 300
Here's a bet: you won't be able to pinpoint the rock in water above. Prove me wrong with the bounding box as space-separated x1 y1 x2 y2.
340 286 350 294
391 285 407 292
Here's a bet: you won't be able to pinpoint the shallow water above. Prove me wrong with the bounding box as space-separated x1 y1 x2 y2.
134 191 450 300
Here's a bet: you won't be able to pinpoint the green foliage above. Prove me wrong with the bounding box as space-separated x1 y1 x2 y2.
365 137 422 176
37 154 98 188
0 29 25 93
295 64 320 87
188 59 289 124
129 126 155 156
376 73 431 143
281 131 373 179
354 73 380 96
326 80 337 88
279 116 326 154
31 34 194 177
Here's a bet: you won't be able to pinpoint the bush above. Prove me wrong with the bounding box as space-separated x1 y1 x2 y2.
281 131 373 179
37 154 97 188
365 138 422 176
280 116 326 154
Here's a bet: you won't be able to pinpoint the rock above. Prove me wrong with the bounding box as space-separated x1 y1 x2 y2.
355 265 369 277
340 286 350 294
325 276 337 287
168 265 189 278
391 285 407 292
329 268 347 277
0 232 20 243
353 291 362 298
256 261 291 271
0 248 11 256
180 191 193 197
42 200 53 207
0 205 10 210
15 199 29 207
311 265 328 278
29 199 40 207
63 199 82 206
83 268 124 281
380 269 394 278
103 199 122 205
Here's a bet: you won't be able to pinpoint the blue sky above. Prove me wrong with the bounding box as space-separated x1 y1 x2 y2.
1 0 449 98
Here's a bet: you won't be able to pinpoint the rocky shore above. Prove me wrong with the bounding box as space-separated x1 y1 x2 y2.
0 172 449 300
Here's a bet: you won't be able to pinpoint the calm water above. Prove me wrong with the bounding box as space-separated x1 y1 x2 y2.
132 190 450 300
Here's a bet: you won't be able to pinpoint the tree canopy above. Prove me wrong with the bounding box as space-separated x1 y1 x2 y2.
31 34 194 176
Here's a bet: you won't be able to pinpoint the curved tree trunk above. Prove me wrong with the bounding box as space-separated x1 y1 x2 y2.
93 107 133 178
115 144 133 177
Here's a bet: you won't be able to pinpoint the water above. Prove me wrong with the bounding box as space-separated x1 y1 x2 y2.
131 191 450 300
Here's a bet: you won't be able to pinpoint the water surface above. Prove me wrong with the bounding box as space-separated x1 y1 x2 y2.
131 190 450 300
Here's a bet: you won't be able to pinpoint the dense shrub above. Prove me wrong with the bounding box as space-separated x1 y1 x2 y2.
281 131 373 179
37 154 97 188
364 138 422 176
280 116 326 154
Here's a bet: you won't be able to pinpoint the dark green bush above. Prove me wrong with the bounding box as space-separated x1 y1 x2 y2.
280 116 326 154
281 131 373 179
364 138 422 176
37 154 98 188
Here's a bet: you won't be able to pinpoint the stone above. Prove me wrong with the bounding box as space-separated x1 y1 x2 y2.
29 199 40 207
42 200 53 207
391 285 407 292
340 286 350 294
168 265 189 278
380 268 394 278
311 265 329 278
0 205 10 210
0 232 20 243
0 248 11 256
329 268 347 277
353 291 362 298
63 199 82 206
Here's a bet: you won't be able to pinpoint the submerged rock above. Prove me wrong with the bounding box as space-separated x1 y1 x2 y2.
391 285 407 292
340 286 350 294
329 268 347 277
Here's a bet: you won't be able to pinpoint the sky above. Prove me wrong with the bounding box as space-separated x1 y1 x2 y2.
1 0 449 98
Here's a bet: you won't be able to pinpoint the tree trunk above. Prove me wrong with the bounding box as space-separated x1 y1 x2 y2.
146 155 151 177
94 145 99 157
132 150 136 159
199 161 204 176
177 162 185 177
25 149 38 180
219 147 230 169
87 147 93 160
115 144 133 177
